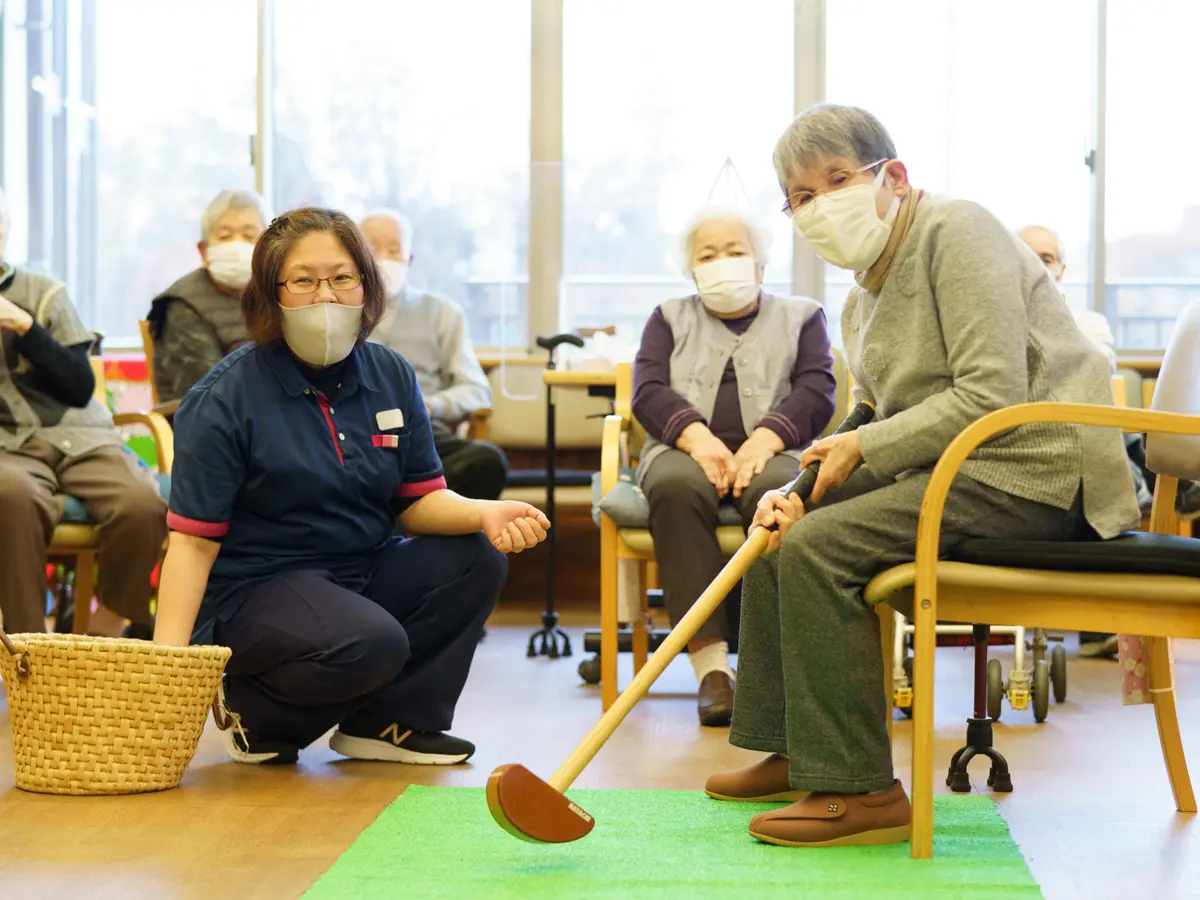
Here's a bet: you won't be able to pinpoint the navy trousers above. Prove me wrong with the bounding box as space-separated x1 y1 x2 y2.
214 532 506 748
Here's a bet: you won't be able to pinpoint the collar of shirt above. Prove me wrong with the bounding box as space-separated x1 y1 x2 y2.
260 340 379 400
0 263 14 291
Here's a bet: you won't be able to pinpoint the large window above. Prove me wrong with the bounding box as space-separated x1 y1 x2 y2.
562 0 794 344
9 1 1200 355
1 0 34 267
272 0 531 348
1105 1 1200 350
825 0 1094 344
92 0 256 341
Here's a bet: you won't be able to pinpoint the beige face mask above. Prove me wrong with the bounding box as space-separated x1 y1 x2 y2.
278 301 363 367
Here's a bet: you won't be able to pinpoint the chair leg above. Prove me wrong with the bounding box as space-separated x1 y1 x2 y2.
910 602 937 859
71 551 96 634
631 560 649 676
599 519 620 711
878 603 895 745
1148 636 1197 812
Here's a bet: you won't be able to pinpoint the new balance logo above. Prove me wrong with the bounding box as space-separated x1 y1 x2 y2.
378 724 413 746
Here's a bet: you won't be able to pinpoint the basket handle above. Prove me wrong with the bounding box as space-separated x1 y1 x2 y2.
0 629 30 681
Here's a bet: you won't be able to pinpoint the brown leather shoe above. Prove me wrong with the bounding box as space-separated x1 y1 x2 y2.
748 780 911 847
705 753 808 803
697 671 735 727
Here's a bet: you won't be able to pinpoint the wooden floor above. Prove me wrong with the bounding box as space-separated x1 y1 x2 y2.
3 609 1200 899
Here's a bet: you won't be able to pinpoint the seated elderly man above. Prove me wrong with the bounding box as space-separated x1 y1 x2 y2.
360 209 507 501
1018 225 1116 369
632 206 837 726
147 189 269 408
704 104 1138 848
0 188 166 636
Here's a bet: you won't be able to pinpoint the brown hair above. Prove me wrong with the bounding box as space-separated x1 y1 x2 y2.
241 207 386 345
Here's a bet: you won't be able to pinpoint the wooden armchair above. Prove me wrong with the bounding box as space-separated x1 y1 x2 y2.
866 300 1200 859
596 352 851 710
48 357 174 633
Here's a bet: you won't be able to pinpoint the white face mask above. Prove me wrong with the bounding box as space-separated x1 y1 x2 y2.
693 256 759 315
205 240 255 290
278 301 363 367
791 165 900 272
377 258 409 296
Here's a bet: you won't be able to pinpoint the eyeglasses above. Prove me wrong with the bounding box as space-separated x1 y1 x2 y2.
277 273 363 295
781 158 888 217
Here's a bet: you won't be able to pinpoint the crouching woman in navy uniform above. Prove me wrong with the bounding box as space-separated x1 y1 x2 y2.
153 208 549 766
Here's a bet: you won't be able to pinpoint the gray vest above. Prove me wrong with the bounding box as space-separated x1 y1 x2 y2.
148 269 248 390
0 266 121 457
637 292 822 481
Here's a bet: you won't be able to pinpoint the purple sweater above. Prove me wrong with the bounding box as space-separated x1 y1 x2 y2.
632 303 837 452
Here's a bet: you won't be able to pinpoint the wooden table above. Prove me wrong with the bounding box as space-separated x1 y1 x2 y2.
543 369 618 388
1117 356 1164 377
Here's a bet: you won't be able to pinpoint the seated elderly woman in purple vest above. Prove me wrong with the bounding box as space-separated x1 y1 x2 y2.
146 189 270 413
631 207 837 727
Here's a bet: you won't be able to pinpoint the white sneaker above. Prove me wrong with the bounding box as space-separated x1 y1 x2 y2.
211 681 298 765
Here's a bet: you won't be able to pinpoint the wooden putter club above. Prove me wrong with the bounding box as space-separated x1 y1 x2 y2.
487 401 876 844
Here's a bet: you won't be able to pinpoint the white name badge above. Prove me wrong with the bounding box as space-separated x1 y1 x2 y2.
376 408 405 430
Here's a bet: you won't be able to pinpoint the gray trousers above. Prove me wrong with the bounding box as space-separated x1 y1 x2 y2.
642 449 799 642
730 466 1090 794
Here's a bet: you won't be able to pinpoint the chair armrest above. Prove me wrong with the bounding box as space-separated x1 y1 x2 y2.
465 408 492 441
600 414 629 496
112 411 175 474
152 399 180 418
912 402 1200 617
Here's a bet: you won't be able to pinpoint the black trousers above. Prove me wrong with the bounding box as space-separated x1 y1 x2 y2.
431 421 508 501
214 532 507 748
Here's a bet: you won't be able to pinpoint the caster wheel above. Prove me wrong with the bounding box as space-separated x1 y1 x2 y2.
577 655 601 685
1033 658 1050 723
900 656 914 718
1051 644 1067 702
987 658 1004 721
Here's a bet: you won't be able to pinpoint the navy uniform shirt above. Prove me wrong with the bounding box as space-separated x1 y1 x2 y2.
167 340 446 644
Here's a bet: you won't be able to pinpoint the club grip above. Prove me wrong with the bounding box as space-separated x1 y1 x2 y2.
777 400 875 508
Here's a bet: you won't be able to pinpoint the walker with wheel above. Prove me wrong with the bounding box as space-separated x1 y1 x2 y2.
890 612 1068 723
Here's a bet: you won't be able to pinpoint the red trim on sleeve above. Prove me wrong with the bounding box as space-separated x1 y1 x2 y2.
167 511 230 538
397 476 447 498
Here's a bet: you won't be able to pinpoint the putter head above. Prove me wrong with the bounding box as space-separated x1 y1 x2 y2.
486 764 595 844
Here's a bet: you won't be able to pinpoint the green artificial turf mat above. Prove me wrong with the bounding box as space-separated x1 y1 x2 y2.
305 787 1040 899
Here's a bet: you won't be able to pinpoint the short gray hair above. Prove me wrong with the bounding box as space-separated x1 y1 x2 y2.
360 208 415 258
772 104 897 190
677 206 772 276
1018 224 1065 264
200 189 270 243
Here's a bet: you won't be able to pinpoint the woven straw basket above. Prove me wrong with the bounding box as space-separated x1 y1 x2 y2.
0 630 231 795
